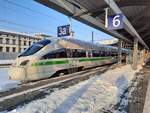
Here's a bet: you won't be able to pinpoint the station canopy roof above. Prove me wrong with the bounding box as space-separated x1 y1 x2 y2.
36 0 150 49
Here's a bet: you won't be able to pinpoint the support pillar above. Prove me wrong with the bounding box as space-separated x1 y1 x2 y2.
141 49 146 66
126 50 129 64
118 39 122 65
133 38 138 70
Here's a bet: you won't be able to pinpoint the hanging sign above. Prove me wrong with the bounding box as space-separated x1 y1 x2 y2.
107 14 124 30
57 25 70 37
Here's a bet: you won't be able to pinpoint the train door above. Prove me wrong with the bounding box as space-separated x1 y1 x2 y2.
66 49 78 66
66 49 77 73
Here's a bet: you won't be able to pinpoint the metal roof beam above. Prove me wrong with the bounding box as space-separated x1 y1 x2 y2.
91 0 147 17
116 0 148 7
137 24 150 33
143 33 150 40
36 0 132 43
144 36 150 41
104 0 149 50
143 32 150 39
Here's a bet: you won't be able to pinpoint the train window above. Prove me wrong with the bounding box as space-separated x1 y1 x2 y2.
106 51 110 56
42 48 87 59
113 52 118 56
111 52 115 56
92 50 100 57
72 49 79 57
87 51 92 57
107 51 112 56
100 51 105 57
18 39 51 57
78 49 86 57
66 49 73 58
72 49 87 58
104 51 107 56
42 48 67 59
103 51 107 56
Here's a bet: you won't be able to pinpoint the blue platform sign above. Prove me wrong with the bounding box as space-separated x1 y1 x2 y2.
57 25 70 37
108 14 124 30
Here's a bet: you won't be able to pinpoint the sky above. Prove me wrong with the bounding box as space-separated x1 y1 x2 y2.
0 0 114 42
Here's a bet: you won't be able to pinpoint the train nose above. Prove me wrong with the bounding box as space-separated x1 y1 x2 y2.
9 66 26 81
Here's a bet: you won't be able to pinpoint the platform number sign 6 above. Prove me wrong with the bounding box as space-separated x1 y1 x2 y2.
57 25 70 37
113 15 121 27
108 14 124 30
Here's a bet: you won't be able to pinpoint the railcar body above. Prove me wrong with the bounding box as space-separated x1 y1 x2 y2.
9 38 129 82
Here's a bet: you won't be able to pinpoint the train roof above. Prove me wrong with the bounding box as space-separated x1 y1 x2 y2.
56 38 119 51
45 37 131 52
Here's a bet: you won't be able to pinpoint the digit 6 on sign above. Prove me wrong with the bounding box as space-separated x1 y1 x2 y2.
113 15 120 27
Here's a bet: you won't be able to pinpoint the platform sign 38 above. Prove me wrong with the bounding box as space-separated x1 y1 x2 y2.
57 25 70 37
108 14 124 30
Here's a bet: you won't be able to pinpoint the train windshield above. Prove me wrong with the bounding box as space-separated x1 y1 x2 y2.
18 39 51 57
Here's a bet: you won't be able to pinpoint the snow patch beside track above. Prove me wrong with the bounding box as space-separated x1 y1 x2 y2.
8 65 142 113
0 68 20 92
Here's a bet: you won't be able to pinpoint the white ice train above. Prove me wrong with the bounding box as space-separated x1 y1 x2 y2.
9 38 130 82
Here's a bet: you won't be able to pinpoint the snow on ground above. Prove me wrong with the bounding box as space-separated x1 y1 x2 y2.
0 60 14 65
0 68 20 92
8 65 142 113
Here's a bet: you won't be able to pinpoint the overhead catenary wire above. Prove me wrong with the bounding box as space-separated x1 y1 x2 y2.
1 0 111 40
3 0 96 34
0 19 56 36
0 18 109 41
0 24 39 34
0 24 57 37
4 0 70 24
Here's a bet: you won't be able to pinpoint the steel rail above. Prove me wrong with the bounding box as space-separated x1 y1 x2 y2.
0 64 116 111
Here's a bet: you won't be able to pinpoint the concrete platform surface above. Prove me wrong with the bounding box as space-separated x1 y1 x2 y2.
143 79 150 113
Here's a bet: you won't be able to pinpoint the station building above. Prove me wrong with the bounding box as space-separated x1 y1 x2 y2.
0 30 45 59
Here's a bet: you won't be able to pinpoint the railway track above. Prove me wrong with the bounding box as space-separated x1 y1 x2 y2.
0 63 117 112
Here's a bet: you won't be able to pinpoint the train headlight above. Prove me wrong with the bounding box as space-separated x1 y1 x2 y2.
20 60 29 66
12 63 16 66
